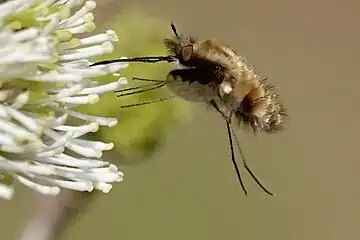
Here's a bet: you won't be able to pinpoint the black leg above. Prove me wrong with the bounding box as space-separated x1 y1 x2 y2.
115 77 169 97
209 100 274 196
115 83 167 97
229 126 274 196
120 96 175 108
209 100 248 195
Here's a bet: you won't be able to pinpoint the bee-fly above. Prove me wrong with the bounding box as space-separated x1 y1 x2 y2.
90 23 287 196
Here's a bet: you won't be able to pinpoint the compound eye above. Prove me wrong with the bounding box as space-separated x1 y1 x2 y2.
181 44 193 61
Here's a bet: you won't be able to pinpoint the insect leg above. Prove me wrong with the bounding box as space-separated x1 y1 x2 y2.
209 100 248 195
115 77 169 96
121 96 176 108
133 77 167 83
229 126 274 196
116 82 167 97
117 76 178 106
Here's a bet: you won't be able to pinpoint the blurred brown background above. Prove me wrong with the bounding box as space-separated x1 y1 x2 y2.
2 0 360 239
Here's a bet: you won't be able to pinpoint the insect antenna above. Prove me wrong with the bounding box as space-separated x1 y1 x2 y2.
120 96 175 108
89 56 176 67
209 100 248 195
170 22 180 37
116 83 167 97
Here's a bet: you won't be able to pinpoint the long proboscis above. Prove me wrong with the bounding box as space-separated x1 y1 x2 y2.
89 56 176 67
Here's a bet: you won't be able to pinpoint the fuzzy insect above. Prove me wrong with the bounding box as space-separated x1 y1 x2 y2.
90 23 287 196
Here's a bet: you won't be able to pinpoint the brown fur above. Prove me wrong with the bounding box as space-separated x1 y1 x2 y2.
164 25 287 134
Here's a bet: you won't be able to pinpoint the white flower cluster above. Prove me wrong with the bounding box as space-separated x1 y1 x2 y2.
0 0 128 199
